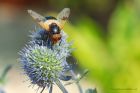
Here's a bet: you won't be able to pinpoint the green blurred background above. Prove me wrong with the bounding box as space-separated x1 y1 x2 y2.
0 0 140 93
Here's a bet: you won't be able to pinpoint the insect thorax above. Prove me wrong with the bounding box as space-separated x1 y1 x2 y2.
45 16 57 20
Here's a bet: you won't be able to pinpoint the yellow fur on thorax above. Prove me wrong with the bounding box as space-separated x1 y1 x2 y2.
39 19 62 31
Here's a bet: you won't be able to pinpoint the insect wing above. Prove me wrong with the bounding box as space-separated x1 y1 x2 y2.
57 8 70 29
27 10 49 30
27 10 46 22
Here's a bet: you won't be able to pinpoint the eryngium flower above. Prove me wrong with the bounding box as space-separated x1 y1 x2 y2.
19 30 73 90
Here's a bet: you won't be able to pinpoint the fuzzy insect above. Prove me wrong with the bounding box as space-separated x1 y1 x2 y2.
27 8 70 45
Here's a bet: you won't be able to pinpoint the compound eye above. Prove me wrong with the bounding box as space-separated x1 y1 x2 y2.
50 23 60 34
53 27 59 33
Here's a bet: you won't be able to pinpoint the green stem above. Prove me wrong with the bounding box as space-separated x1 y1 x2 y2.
70 70 83 93
40 86 45 93
76 82 83 93
63 59 83 93
49 84 53 93
55 79 68 93
0 65 12 80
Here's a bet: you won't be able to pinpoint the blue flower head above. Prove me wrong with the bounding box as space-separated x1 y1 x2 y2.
19 29 73 91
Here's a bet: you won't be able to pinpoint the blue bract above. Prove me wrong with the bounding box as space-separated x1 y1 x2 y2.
19 30 73 90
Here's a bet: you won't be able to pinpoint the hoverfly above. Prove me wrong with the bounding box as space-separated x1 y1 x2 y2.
27 8 70 45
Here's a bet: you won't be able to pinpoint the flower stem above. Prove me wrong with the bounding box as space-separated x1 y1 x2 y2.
0 65 12 81
63 59 83 93
40 87 45 93
49 84 53 93
76 82 83 93
70 70 83 93
55 79 68 93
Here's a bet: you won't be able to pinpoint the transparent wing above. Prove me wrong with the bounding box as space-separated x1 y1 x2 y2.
27 10 46 22
27 10 49 30
57 8 70 29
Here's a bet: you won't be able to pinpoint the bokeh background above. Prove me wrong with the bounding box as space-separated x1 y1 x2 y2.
0 0 140 93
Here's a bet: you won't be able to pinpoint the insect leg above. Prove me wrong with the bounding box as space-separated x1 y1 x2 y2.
59 39 62 46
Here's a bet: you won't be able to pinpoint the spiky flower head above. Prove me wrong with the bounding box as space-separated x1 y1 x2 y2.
19 29 73 90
